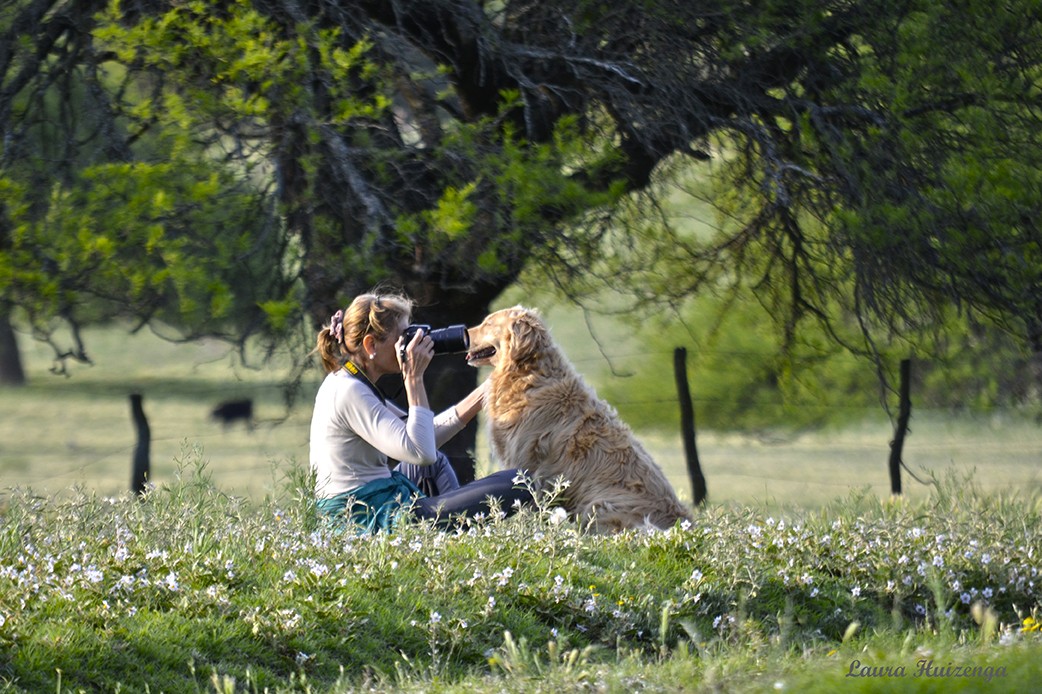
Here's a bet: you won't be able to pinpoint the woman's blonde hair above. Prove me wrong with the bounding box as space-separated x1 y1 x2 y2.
314 292 415 373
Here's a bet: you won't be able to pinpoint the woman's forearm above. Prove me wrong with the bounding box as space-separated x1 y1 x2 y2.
453 381 486 425
403 374 430 410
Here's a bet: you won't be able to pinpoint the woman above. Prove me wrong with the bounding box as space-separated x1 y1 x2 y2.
309 291 531 531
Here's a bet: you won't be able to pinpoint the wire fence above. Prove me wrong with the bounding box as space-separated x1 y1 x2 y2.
2 346 1040 508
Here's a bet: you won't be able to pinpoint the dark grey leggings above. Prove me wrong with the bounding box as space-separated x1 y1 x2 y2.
411 468 533 525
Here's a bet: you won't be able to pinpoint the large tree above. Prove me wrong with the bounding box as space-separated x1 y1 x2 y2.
3 0 1042 475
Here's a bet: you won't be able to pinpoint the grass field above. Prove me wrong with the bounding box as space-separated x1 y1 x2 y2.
2 309 1041 509
3 312 1042 693
2 458 1040 692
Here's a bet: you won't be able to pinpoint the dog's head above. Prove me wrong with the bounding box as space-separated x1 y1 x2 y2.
466 306 550 368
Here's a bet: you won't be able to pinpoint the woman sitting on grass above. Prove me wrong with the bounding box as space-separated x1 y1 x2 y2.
309 291 531 532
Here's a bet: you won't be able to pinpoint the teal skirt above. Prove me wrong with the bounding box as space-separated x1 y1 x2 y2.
315 472 424 533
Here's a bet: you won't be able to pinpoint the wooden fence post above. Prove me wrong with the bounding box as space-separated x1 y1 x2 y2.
888 359 912 496
674 347 707 505
130 393 151 495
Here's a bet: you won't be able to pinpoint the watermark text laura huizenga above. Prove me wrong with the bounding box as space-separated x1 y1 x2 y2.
846 658 1007 682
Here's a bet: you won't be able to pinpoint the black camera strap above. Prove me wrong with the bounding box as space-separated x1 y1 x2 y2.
342 360 386 405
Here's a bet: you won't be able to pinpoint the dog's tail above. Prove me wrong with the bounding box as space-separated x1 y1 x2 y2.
651 502 695 530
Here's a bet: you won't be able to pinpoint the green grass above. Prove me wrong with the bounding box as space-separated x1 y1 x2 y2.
1 462 1040 692
0 324 314 499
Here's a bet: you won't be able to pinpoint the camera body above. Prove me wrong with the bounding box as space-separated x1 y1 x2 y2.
400 323 470 360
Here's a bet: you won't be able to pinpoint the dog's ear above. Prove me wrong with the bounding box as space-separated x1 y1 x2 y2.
508 311 549 363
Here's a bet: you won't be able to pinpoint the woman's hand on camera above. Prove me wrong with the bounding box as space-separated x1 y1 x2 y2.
398 328 434 378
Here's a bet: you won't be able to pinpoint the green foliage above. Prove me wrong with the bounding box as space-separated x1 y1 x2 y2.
392 111 625 287
0 153 278 336
95 0 385 127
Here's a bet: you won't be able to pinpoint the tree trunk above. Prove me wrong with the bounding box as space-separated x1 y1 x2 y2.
0 306 26 386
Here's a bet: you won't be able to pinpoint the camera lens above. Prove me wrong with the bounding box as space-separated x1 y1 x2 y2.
428 325 469 354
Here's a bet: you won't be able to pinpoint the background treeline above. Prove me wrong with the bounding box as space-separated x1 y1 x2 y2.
3 0 1042 485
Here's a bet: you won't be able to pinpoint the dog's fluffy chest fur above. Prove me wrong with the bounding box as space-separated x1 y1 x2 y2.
486 363 599 470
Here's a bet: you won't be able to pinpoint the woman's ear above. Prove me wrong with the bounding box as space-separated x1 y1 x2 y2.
361 333 377 359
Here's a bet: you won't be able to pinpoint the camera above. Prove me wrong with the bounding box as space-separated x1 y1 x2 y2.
400 323 470 359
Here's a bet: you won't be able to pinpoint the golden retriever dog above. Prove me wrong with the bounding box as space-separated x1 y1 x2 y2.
466 306 694 532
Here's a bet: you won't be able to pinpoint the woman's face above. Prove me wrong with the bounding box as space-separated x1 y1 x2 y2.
367 317 409 376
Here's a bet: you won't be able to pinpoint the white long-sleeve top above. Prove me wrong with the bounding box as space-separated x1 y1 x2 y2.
309 369 466 498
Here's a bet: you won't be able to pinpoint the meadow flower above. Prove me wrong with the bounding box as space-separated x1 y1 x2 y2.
495 567 514 586
430 611 441 625
279 609 301 630
961 592 972 604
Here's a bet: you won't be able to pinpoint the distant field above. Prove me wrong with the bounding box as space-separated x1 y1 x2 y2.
2 313 1041 509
